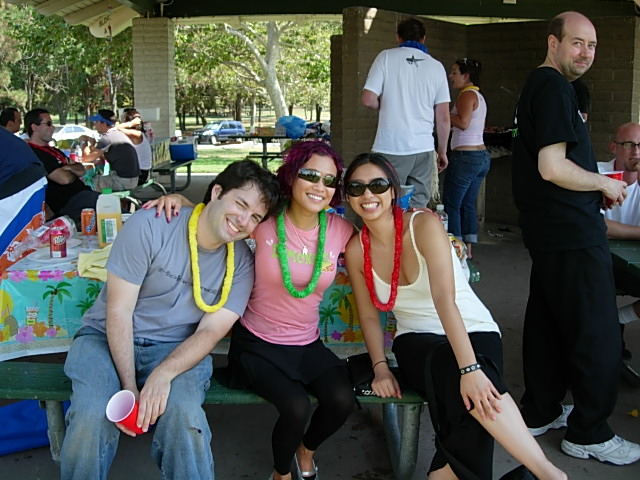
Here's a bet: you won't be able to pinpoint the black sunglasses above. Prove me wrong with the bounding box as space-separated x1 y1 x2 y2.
297 168 339 188
36 120 54 127
345 178 392 197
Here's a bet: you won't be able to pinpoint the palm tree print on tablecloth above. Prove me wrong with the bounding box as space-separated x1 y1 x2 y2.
76 282 103 316
42 281 72 329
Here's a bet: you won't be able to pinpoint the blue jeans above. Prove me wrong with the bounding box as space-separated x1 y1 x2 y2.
443 149 490 243
60 327 214 480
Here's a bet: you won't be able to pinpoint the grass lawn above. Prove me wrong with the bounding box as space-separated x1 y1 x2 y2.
190 143 283 174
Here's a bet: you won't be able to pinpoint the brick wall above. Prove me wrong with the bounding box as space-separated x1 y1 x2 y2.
132 18 176 140
335 8 640 226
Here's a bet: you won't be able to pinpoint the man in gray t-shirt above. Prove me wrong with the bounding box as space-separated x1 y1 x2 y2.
82 108 140 192
60 160 281 480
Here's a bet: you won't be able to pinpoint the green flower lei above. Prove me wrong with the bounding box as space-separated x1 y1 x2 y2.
276 208 327 298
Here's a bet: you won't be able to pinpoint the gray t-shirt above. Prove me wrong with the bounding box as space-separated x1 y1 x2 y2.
82 207 255 342
96 129 140 178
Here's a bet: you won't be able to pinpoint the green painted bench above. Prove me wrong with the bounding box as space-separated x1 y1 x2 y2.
0 360 425 480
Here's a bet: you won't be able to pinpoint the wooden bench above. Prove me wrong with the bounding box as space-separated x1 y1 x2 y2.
152 159 196 193
0 360 425 480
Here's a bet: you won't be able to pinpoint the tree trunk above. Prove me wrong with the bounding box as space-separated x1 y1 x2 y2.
234 93 242 122
316 103 322 122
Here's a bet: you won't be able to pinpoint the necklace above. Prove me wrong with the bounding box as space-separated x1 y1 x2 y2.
362 206 403 312
276 208 327 298
188 203 235 313
286 211 319 255
460 85 479 94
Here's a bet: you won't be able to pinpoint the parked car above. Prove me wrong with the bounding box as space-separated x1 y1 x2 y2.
193 120 245 144
52 124 99 146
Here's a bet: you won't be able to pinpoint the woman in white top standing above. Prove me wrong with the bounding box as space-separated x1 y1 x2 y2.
444 58 489 259
344 153 566 480
119 108 153 185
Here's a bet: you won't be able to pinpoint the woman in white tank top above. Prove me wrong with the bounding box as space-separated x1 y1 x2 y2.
344 153 566 480
444 58 490 259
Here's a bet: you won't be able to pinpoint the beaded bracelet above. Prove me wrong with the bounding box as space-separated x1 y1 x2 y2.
372 359 388 369
460 363 482 375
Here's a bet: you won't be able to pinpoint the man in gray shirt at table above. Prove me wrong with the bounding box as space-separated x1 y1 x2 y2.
59 160 281 480
82 109 140 192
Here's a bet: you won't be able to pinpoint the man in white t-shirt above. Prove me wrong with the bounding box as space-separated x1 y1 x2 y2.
362 17 450 208
597 122 640 358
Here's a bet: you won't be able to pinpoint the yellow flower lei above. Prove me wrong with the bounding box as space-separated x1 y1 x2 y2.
188 203 235 313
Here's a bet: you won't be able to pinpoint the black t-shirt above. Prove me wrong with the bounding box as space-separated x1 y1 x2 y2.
31 145 89 214
512 67 606 251
96 129 140 178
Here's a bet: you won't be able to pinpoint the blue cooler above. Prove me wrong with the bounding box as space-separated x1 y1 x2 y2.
169 136 198 162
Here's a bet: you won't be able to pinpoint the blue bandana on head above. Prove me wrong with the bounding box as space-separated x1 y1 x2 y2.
399 41 428 54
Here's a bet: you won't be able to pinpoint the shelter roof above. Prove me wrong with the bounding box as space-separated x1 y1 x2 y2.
7 0 640 30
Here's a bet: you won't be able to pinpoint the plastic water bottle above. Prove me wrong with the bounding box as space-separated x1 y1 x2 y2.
336 205 346 267
96 189 122 248
435 204 448 232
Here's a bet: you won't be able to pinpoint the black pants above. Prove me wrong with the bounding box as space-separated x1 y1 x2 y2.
245 357 354 475
521 245 620 444
393 331 505 479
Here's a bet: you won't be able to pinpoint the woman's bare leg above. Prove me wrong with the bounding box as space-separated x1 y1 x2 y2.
470 393 567 480
428 464 459 479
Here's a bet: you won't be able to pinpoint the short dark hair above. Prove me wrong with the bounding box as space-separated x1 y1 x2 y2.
202 159 282 221
0 107 19 127
344 153 401 208
25 108 50 137
548 14 565 41
276 140 344 208
455 58 483 88
98 109 116 124
397 18 426 43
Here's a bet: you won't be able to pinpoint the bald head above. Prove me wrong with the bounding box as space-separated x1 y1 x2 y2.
545 11 597 81
610 122 640 177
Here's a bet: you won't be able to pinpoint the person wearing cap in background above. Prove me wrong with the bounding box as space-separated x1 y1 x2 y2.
82 109 140 192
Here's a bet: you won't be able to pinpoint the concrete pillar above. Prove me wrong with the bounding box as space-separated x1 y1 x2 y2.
132 18 176 140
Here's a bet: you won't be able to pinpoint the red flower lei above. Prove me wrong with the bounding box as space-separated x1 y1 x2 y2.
362 206 403 312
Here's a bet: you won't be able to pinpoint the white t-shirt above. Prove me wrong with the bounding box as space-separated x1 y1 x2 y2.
597 159 640 225
363 47 450 155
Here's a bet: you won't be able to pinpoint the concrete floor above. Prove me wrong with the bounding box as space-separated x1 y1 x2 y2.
1 173 639 479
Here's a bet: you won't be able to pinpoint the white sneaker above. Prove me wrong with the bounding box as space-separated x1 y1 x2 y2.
528 404 573 437
561 435 640 465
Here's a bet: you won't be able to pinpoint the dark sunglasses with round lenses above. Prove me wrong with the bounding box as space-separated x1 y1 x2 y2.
297 168 339 188
345 178 392 197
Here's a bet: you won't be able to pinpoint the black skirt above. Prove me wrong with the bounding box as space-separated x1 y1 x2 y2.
217 322 344 389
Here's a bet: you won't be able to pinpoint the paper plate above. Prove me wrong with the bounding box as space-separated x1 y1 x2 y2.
28 247 79 263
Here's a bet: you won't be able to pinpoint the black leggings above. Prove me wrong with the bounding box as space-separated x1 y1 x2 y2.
246 356 354 475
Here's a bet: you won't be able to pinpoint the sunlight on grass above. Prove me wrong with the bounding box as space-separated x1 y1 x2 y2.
191 142 284 174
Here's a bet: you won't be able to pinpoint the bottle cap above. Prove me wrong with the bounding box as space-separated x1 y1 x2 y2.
103 188 113 194
436 204 444 211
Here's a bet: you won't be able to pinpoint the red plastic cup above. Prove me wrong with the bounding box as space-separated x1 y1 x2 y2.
106 390 144 434
603 171 624 207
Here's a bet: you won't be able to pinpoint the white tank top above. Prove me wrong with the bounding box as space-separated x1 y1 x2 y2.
451 89 487 149
364 211 499 337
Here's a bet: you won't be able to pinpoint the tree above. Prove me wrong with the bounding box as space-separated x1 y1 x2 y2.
2 3 132 121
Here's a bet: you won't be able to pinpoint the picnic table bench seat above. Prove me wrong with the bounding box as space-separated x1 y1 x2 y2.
0 360 425 480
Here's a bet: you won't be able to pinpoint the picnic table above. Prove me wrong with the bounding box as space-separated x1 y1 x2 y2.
151 159 195 193
229 135 289 168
